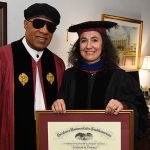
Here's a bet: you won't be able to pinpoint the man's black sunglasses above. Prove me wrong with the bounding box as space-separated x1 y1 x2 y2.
28 19 56 33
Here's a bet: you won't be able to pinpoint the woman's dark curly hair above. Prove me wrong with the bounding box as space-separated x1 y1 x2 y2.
68 32 120 68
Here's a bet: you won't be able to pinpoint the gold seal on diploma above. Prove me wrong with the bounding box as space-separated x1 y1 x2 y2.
46 72 54 84
18 73 29 86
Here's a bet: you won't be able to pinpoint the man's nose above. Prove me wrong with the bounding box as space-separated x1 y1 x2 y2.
39 24 49 33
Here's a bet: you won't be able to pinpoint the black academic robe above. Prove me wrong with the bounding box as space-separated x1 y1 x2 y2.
58 67 149 141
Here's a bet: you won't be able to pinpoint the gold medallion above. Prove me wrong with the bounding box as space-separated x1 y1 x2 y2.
46 72 54 84
18 73 29 86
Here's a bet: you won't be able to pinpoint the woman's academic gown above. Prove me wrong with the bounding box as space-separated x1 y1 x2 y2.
58 67 148 141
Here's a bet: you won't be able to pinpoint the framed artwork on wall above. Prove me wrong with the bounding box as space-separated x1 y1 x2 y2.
0 2 7 47
101 14 143 71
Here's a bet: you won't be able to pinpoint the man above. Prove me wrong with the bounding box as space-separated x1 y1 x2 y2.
0 3 65 150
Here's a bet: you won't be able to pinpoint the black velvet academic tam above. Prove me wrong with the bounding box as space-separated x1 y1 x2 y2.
68 21 118 34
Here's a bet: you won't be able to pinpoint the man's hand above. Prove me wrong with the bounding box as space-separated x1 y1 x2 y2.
51 99 66 113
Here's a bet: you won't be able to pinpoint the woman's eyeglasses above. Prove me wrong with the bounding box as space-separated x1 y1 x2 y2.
28 19 56 33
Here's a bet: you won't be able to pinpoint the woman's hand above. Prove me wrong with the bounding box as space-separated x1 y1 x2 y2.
105 99 124 115
51 99 66 113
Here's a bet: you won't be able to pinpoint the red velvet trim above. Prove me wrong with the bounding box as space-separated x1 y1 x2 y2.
80 68 104 74
53 54 65 90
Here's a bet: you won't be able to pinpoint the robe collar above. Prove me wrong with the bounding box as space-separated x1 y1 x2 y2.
22 37 43 62
79 61 103 74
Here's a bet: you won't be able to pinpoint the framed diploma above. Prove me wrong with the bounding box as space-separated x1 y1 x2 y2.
36 110 134 150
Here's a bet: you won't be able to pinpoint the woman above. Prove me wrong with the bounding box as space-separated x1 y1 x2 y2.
51 21 148 140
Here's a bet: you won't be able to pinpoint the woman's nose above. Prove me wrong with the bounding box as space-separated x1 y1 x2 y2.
86 41 92 48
